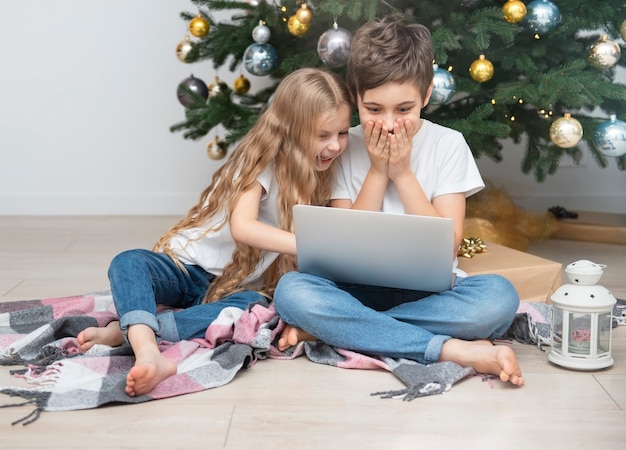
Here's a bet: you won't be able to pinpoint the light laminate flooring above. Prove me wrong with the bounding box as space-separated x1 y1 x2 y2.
0 216 624 449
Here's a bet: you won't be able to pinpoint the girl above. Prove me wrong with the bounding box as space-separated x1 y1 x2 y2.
77 68 352 396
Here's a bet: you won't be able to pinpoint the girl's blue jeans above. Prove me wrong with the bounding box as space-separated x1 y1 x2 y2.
108 249 267 342
273 271 519 364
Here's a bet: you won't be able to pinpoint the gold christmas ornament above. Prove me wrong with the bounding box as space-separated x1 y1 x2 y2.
588 34 621 70
189 14 210 38
620 20 626 41
549 113 583 148
233 74 251 94
502 0 527 24
207 76 228 97
206 136 228 160
295 3 313 25
287 15 309 37
469 54 494 83
176 35 194 63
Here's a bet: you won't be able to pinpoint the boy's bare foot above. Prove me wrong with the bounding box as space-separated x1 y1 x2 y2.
77 321 125 352
277 324 318 351
125 350 177 397
440 338 525 386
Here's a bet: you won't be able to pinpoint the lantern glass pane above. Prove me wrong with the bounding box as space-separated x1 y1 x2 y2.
552 306 563 353
596 312 612 355
568 313 591 355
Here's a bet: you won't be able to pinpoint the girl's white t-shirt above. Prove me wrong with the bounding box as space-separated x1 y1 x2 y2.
168 163 279 288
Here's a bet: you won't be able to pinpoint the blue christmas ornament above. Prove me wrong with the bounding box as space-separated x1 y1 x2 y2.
592 115 626 158
430 64 456 105
243 43 278 76
524 0 561 35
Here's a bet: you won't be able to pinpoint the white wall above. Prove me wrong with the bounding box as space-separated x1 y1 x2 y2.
0 1 624 215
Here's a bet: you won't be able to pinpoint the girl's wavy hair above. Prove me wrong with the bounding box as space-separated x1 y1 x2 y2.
154 68 351 303
346 14 434 104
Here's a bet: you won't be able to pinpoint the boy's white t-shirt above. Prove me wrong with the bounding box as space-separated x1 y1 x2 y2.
332 120 484 210
332 120 484 277
168 163 280 288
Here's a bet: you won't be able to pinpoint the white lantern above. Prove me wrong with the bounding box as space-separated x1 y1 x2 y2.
549 260 617 370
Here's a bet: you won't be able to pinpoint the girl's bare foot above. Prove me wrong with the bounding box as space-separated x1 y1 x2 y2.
277 324 318 351
77 321 125 352
125 350 177 397
440 338 525 386
125 323 177 397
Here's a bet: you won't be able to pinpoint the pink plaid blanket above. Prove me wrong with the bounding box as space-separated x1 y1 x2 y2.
0 292 501 425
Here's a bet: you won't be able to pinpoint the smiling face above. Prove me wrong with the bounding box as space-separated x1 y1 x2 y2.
313 104 351 171
357 81 433 137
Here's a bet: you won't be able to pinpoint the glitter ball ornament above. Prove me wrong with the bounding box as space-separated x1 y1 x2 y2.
243 43 278 76
588 35 621 70
189 14 210 38
233 74 251 94
430 64 456 105
502 0 527 24
207 76 228 98
524 0 561 35
593 115 626 158
549 113 583 148
317 24 353 68
296 3 313 25
469 55 494 83
207 136 228 160
176 35 194 63
288 15 309 37
252 21 271 44
176 75 208 107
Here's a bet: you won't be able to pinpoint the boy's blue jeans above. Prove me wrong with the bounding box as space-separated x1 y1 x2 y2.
108 249 266 342
273 271 519 364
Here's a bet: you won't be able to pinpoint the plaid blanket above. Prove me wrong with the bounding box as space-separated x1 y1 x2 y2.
0 291 555 425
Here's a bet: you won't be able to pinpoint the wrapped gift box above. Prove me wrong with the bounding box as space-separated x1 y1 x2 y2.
458 242 562 303
551 211 626 245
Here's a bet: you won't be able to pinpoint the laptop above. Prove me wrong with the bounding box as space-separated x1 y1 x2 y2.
293 205 456 292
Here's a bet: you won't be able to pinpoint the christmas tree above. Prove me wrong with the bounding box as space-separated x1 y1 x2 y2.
171 0 626 181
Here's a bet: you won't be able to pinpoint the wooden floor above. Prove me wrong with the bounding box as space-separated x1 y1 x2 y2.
0 216 624 449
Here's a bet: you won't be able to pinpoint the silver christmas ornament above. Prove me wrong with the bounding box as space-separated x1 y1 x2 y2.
177 74 209 107
524 0 561 35
430 64 456 105
252 21 271 44
593 115 626 158
588 35 621 70
243 43 278 76
176 35 194 63
317 24 352 68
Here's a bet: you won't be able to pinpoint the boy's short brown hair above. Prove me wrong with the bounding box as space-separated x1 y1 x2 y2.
346 14 434 104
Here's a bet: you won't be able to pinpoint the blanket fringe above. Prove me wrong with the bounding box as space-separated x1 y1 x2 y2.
372 381 447 401
0 390 47 425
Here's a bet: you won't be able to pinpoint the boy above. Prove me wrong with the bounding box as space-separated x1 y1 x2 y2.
273 15 524 386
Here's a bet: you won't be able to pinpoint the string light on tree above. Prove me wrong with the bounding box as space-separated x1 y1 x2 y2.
502 0 527 24
549 113 583 148
176 35 194 63
189 13 210 38
524 0 561 35
317 22 353 68
430 64 456 104
588 35 621 69
469 54 494 82
593 114 626 157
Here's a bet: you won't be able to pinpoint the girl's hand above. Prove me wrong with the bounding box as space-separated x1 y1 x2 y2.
388 118 415 181
364 120 390 175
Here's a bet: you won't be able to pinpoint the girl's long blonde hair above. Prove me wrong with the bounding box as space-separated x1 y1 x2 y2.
154 68 351 303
